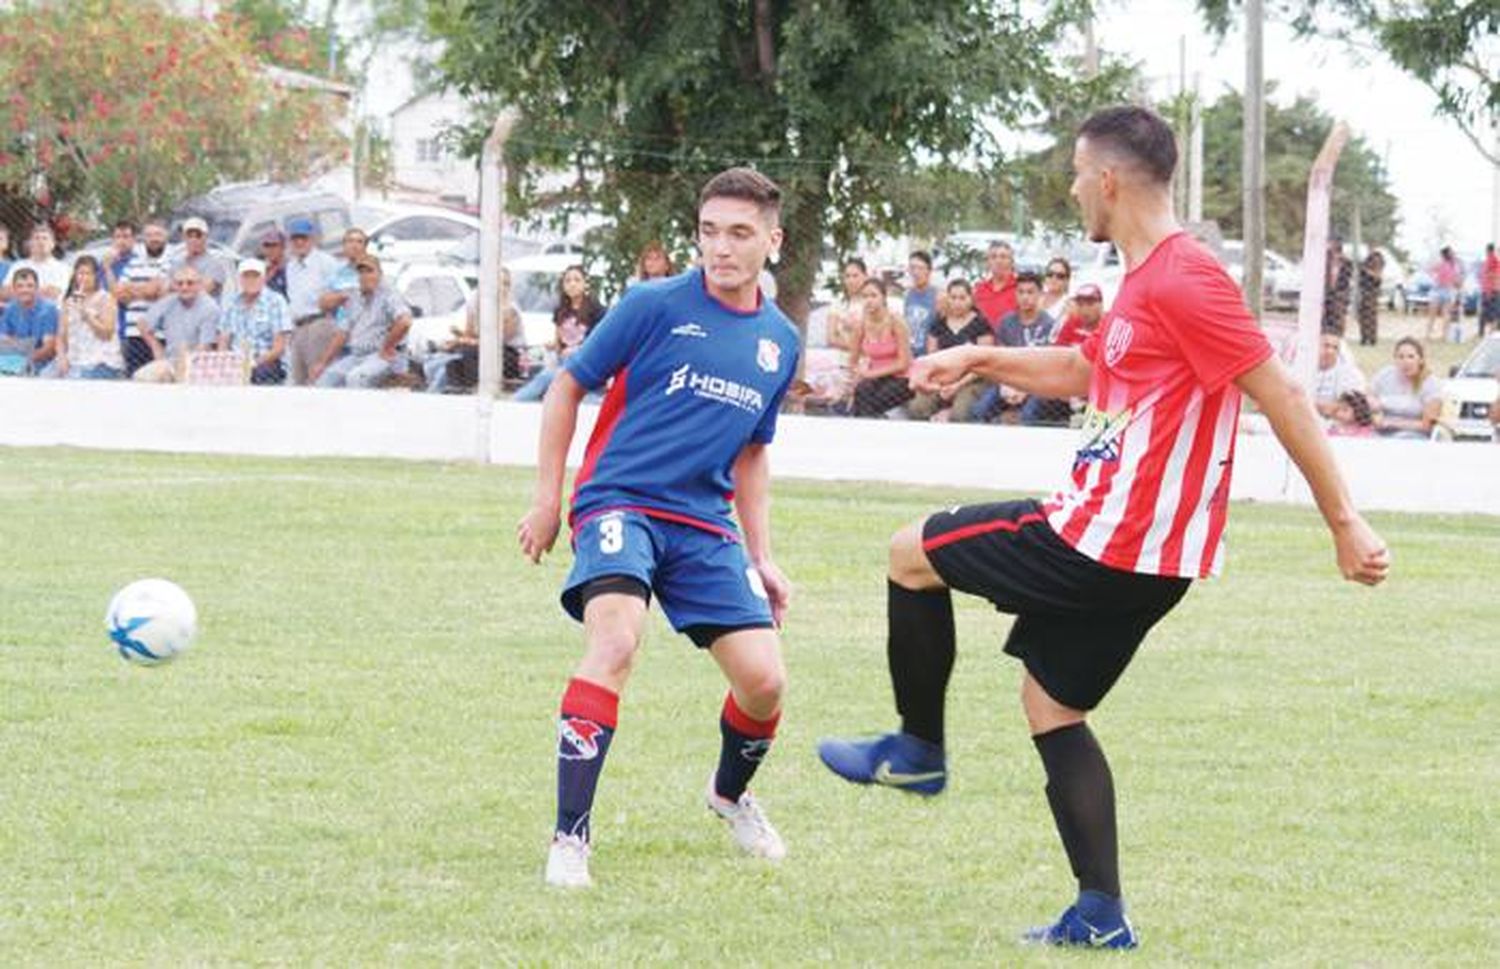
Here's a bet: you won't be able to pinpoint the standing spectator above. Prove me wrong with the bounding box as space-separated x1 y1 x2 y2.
1312 331 1367 418
260 228 289 299
0 225 12 296
512 264 606 401
1354 249 1384 346
2 225 71 301
1480 242 1500 337
1370 336 1442 437
903 250 940 357
1038 257 1073 322
1321 235 1352 336
1052 283 1105 348
172 217 230 298
135 268 221 382
311 253 412 389
115 220 172 376
0 268 59 375
823 257 869 350
1426 246 1463 341
973 240 1018 330
629 240 676 287
849 277 913 417
284 218 342 385
55 256 123 379
907 279 993 421
216 259 292 385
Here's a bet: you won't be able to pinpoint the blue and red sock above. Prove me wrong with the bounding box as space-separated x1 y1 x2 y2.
555 677 618 841
713 692 779 802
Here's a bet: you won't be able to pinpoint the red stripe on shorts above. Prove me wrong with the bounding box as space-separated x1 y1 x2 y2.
921 510 1047 553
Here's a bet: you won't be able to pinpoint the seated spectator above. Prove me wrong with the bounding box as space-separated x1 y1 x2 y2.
214 259 292 385
1369 336 1441 438
1038 257 1073 321
55 256 123 379
115 220 172 376
849 277 913 417
171 217 231 299
0 267 59 376
1328 390 1376 437
312 254 412 389
1312 331 1367 418
907 279 993 421
973 269 1056 422
1052 283 1104 347
426 267 522 394
2 225 71 301
512 264 604 401
903 250 940 356
823 257 869 351
134 268 221 382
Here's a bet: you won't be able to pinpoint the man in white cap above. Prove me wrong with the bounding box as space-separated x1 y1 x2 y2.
217 257 293 385
132 266 220 383
171 216 230 298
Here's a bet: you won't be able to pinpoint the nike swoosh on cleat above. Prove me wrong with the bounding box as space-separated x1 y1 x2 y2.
872 760 944 787
1087 927 1126 947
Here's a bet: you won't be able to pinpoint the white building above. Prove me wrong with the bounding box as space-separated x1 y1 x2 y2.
386 91 478 205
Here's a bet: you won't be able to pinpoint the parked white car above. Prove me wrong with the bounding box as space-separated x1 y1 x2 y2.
367 206 481 270
1220 240 1301 310
1437 332 1499 441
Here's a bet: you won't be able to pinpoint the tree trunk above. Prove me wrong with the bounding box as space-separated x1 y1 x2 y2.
774 172 830 377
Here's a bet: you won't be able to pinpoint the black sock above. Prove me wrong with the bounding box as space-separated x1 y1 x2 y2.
886 580 955 746
713 692 779 802
555 678 618 842
1033 722 1121 898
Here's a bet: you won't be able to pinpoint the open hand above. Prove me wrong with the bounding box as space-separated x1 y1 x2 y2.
517 504 561 564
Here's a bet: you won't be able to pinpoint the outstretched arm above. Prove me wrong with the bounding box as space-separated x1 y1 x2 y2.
1235 356 1389 585
732 442 790 627
910 344 1092 399
517 369 588 563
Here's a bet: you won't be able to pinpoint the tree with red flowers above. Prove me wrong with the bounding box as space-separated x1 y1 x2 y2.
0 0 348 243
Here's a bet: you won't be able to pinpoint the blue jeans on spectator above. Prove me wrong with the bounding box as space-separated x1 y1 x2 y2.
969 384 1001 422
424 352 463 393
318 351 401 389
68 363 124 380
250 360 287 386
512 365 557 402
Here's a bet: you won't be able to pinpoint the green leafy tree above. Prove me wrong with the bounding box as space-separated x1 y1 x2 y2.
0 0 347 241
431 0 1108 323
1196 88 1400 254
1197 1 1499 164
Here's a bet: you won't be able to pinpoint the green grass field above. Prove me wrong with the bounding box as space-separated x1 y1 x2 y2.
1 447 1496 966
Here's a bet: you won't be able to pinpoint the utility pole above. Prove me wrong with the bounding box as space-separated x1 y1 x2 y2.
477 110 520 427
1084 17 1098 78
1175 36 1189 217
1189 72 1204 223
1491 112 1499 244
1243 0 1266 319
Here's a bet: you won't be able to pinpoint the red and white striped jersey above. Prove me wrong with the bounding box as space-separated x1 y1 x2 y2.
1043 232 1273 578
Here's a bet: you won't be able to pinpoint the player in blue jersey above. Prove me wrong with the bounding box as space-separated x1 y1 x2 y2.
518 168 801 889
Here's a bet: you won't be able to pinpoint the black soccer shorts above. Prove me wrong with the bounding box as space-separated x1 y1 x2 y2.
921 498 1191 711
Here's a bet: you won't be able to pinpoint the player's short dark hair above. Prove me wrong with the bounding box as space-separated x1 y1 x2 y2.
1079 105 1178 185
699 167 782 221
1015 269 1043 288
909 250 932 269
113 219 137 234
9 266 37 285
843 256 867 274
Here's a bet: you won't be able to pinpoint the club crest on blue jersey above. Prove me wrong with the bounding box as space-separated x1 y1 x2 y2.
757 338 781 373
559 717 606 760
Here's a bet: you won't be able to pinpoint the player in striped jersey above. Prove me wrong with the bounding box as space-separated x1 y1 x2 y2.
818 105 1389 950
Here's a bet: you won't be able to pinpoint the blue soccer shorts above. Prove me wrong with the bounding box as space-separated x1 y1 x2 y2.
561 510 774 640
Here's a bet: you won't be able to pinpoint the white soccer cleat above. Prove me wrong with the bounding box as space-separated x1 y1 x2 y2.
706 778 787 862
545 833 593 889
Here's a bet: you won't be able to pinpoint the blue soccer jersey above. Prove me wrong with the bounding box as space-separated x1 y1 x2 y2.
564 269 800 539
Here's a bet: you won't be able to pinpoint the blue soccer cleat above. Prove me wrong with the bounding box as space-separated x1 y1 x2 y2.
816 731 947 796
1021 891 1138 950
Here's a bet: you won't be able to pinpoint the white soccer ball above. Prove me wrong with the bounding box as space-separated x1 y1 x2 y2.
106 578 198 665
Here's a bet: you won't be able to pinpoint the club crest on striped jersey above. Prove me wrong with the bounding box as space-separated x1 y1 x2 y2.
1103 316 1134 368
559 717 605 760
756 338 781 373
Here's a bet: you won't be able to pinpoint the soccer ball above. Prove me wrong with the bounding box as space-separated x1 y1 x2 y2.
106 578 198 665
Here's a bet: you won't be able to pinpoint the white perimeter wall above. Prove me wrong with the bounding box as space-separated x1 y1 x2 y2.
2 380 1496 516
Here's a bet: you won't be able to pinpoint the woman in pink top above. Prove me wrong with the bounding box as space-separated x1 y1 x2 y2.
1426 246 1463 340
849 277 913 417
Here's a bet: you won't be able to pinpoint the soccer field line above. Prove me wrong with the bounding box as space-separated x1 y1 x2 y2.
0 471 429 496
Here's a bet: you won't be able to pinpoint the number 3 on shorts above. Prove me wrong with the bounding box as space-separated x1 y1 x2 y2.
598 516 625 554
